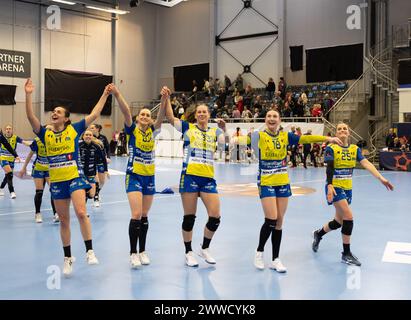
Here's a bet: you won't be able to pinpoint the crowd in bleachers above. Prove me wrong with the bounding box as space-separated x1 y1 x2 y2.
169 75 348 121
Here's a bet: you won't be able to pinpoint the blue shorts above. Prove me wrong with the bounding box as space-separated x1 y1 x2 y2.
179 173 218 194
125 173 155 195
97 164 106 174
86 176 96 184
325 186 352 205
1 160 14 169
50 177 91 200
258 184 292 199
32 169 49 179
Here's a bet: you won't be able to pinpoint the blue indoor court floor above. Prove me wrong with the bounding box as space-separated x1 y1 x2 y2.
0 157 410 300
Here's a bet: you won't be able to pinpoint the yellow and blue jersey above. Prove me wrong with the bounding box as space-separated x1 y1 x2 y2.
252 131 296 186
37 120 86 183
125 123 158 176
0 134 22 162
180 120 224 179
30 137 49 172
324 144 364 190
252 130 327 186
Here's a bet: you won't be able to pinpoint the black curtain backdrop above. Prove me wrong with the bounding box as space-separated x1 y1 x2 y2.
45 69 113 115
174 63 209 92
398 59 411 85
290 45 303 71
0 85 16 105
306 43 363 83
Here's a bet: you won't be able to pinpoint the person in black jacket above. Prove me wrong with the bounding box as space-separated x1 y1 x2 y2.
0 126 29 198
79 130 108 205
0 130 19 197
90 124 110 207
266 77 276 101
385 128 397 150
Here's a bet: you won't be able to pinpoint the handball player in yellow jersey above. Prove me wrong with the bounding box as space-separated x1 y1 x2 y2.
25 78 113 277
312 122 394 266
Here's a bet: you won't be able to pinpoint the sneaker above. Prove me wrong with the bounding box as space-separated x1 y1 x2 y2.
139 251 150 265
130 253 142 269
10 192 16 199
312 230 322 252
270 258 287 273
185 251 199 267
199 248 216 264
254 251 265 270
63 256 76 277
341 252 361 266
93 200 100 208
35 213 43 223
0 189 4 196
86 250 99 265
53 214 60 223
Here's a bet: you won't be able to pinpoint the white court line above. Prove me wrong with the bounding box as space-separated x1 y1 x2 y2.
0 171 399 217
0 194 179 217
292 171 398 185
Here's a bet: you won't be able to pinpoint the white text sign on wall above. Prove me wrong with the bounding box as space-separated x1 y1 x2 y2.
0 49 31 78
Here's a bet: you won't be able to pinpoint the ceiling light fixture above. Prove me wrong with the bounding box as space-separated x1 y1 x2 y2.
85 5 130 15
52 0 76 5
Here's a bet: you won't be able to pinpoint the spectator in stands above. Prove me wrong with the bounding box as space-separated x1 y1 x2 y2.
220 105 229 120
232 106 241 121
278 77 287 99
181 93 188 105
284 94 294 116
270 103 279 112
171 96 181 117
253 107 261 121
393 137 401 151
311 103 322 117
224 75 232 92
295 96 305 117
218 87 227 108
192 80 198 94
234 90 244 114
266 77 276 101
322 94 333 120
272 91 283 107
301 91 308 106
399 137 409 152
177 103 185 119
215 78 222 90
385 128 397 150
208 77 215 96
203 78 210 96
282 103 291 117
243 84 254 108
235 74 244 93
242 106 253 121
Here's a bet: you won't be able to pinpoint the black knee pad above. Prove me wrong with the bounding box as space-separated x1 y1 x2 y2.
182 214 196 232
328 219 341 230
341 220 353 236
264 218 277 230
129 219 141 230
141 217 149 229
206 217 221 232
